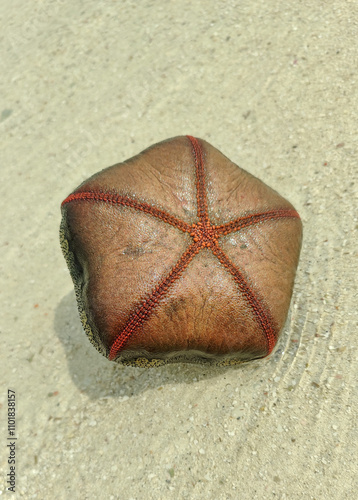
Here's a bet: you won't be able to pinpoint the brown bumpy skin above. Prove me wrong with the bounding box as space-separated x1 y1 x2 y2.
60 136 302 367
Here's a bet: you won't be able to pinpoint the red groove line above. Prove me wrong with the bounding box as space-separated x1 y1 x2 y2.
185 135 276 354
215 209 301 236
212 242 277 354
61 191 193 234
186 135 210 224
108 240 202 360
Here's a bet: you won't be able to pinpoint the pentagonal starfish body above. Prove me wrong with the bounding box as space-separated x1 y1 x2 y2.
60 136 302 366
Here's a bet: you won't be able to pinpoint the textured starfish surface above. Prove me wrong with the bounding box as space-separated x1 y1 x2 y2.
60 136 302 366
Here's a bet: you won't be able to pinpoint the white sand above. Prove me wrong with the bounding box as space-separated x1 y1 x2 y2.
1 1 357 498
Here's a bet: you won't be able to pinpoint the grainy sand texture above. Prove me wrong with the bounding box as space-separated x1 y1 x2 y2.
1 1 357 499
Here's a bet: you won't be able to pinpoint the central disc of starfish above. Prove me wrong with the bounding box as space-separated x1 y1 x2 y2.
190 220 219 248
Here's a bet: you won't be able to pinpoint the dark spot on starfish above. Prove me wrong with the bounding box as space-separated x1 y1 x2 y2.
122 244 148 256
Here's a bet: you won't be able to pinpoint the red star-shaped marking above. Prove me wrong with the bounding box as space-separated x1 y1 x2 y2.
62 136 300 362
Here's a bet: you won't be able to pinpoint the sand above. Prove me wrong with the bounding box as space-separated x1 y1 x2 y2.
1 1 357 498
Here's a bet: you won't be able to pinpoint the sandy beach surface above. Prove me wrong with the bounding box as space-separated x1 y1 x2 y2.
1 1 357 498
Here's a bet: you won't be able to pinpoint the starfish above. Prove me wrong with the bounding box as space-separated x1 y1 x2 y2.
61 136 302 366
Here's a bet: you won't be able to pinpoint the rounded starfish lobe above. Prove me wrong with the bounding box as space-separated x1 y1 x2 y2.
60 136 302 366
